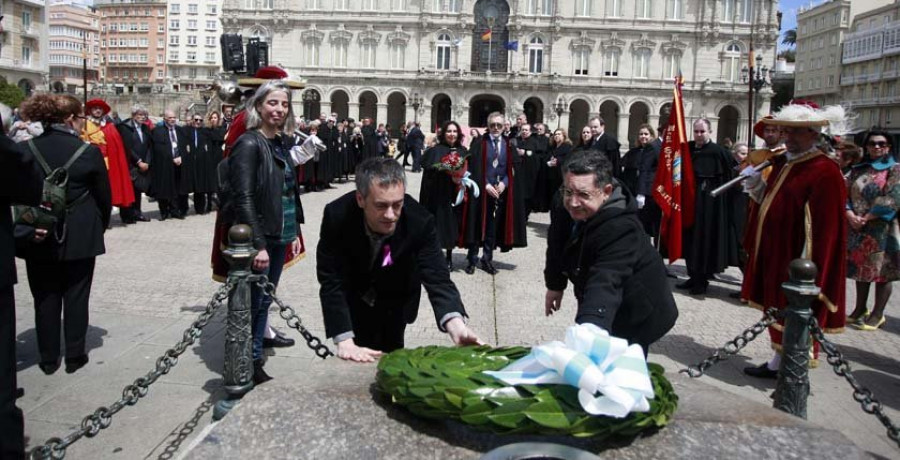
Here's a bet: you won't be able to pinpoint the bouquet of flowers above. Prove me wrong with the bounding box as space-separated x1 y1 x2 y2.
432 149 479 206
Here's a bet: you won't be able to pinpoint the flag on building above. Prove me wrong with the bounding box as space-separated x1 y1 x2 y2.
504 40 519 51
651 72 695 263
481 28 492 42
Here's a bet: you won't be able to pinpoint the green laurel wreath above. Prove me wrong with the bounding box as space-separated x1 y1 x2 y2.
376 345 678 438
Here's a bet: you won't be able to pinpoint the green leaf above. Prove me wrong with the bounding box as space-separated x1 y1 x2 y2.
460 400 493 425
524 400 579 429
486 400 533 428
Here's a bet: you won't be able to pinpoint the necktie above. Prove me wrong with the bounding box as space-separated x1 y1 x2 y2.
492 138 500 169
169 128 178 157
136 123 143 143
194 130 198 148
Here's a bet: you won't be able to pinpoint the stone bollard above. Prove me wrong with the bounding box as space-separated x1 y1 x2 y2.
213 224 259 421
773 258 819 419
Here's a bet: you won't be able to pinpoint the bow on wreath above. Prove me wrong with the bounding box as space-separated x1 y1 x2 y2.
484 323 654 418
452 171 480 207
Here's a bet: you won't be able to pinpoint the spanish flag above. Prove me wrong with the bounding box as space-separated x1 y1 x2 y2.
481 28 492 42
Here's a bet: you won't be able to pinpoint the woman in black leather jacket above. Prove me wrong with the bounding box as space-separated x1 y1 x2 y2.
225 80 301 384
16 94 112 375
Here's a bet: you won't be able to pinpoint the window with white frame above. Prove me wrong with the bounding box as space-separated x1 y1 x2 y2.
634 48 651 78
170 19 180 29
575 0 590 17
169 50 179 61
206 36 216 46
207 4 217 14
140 38 149 47
170 35 180 45
736 0 751 23
723 0 734 21
361 42 376 68
667 0 682 20
187 19 197 30
189 68 197 78
22 46 32 65
158 24 165 33
205 51 215 62
187 36 197 46
391 0 406 10
528 37 544 74
663 51 681 79
362 0 376 11
436 33 452 70
335 0 348 10
723 42 741 82
187 51 196 61
637 0 651 19
390 42 405 69
606 0 621 18
170 4 180 14
574 47 589 75
527 0 552 15
604 48 620 76
157 38 165 48
206 20 217 30
332 41 348 67
309 0 322 8
306 41 320 66
188 4 198 14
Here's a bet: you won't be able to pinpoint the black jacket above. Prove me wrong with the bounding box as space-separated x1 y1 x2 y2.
117 119 152 165
15 127 112 262
544 185 677 351
149 124 188 200
0 134 42 288
589 133 622 178
224 131 301 250
621 142 660 198
317 192 467 340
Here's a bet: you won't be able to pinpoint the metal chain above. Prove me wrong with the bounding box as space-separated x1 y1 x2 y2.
681 307 781 378
253 277 333 359
808 319 900 449
29 281 235 460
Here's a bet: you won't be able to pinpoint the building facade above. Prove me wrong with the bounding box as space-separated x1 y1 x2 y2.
840 1 900 135
165 0 223 91
222 0 779 146
48 1 100 95
0 0 50 96
94 0 167 94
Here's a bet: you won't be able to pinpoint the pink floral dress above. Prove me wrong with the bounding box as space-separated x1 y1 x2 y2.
847 159 900 282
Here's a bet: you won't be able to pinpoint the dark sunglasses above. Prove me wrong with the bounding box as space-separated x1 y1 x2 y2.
867 141 889 148
488 122 503 128
193 118 203 122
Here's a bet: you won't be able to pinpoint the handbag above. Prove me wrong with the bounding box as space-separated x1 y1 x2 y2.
130 166 151 193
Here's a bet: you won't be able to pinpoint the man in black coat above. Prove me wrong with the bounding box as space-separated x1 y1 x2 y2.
117 105 152 223
317 158 483 362
406 121 425 172
0 129 42 460
587 116 621 178
150 110 189 220
544 150 677 354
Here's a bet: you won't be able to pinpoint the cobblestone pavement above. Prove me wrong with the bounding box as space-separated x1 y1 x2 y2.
13 169 900 459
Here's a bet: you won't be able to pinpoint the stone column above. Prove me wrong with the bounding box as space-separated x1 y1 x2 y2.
420 104 433 134
617 113 629 151
557 111 570 133
320 101 332 116
649 114 660 132
376 103 388 125
349 102 361 120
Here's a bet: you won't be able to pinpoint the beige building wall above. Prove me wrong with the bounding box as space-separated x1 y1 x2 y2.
0 0 50 95
222 0 780 147
94 0 167 94
48 2 100 94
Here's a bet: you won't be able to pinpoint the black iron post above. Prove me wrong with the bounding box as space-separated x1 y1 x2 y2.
411 92 422 124
773 258 818 419
213 224 258 421
553 97 565 130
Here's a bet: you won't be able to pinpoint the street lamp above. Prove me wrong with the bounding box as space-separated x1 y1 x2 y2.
302 90 319 119
742 53 769 148
410 92 422 124
553 97 566 129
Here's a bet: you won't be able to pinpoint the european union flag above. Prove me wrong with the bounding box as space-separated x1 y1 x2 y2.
504 41 519 51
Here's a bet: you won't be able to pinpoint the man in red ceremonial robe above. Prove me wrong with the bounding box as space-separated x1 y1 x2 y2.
740 101 847 378
81 99 135 224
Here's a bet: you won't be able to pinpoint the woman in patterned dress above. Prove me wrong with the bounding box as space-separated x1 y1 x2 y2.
845 130 899 330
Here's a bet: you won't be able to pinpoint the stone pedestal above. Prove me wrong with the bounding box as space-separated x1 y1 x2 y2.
186 360 864 459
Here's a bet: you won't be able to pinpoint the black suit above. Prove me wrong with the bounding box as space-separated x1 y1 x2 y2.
117 119 152 219
0 134 41 460
317 192 467 351
15 127 112 371
406 126 425 172
589 133 621 178
545 185 678 354
150 124 189 218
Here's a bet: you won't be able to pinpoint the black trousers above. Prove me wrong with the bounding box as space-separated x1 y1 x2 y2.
194 193 214 214
467 195 501 264
0 286 24 459
25 258 96 364
351 304 407 353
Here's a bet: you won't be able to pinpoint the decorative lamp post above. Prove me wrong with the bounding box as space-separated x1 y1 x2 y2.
742 52 769 148
411 92 422 124
553 97 566 130
302 90 320 120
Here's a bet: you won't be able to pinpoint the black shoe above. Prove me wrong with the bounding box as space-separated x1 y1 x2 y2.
263 334 295 349
39 361 60 375
253 360 273 385
64 355 89 374
121 216 136 224
675 279 695 290
464 263 476 275
728 292 743 300
744 362 778 379
481 260 498 275
136 214 151 222
174 213 186 220
689 284 708 295
159 213 169 221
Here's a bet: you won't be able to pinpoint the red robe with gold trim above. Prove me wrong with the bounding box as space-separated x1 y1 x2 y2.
741 150 846 360
82 118 135 207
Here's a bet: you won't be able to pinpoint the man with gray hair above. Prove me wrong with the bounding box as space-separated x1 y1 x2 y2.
317 157 483 362
117 104 153 223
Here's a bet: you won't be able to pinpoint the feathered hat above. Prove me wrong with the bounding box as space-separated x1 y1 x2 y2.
85 99 111 115
762 99 853 137
237 66 304 89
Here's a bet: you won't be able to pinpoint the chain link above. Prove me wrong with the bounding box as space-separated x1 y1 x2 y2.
29 281 235 460
808 319 900 449
253 277 333 359
681 307 780 378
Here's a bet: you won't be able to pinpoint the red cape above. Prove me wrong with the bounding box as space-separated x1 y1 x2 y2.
86 120 135 207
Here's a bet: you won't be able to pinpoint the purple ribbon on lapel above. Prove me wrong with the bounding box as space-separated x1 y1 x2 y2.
381 244 393 268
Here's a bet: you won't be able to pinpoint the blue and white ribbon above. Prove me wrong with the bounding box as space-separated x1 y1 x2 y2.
452 171 480 207
483 324 653 418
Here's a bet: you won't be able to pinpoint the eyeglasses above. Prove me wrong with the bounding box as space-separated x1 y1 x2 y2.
560 187 602 201
867 141 889 148
488 122 504 128
193 118 203 122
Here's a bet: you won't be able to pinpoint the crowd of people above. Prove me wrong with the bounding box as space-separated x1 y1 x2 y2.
1 73 898 457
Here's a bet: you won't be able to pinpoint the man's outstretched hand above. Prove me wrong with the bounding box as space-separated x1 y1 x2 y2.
336 339 383 363
445 317 485 346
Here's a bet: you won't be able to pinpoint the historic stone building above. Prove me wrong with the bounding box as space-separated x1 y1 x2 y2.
0 0 50 96
222 0 779 147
